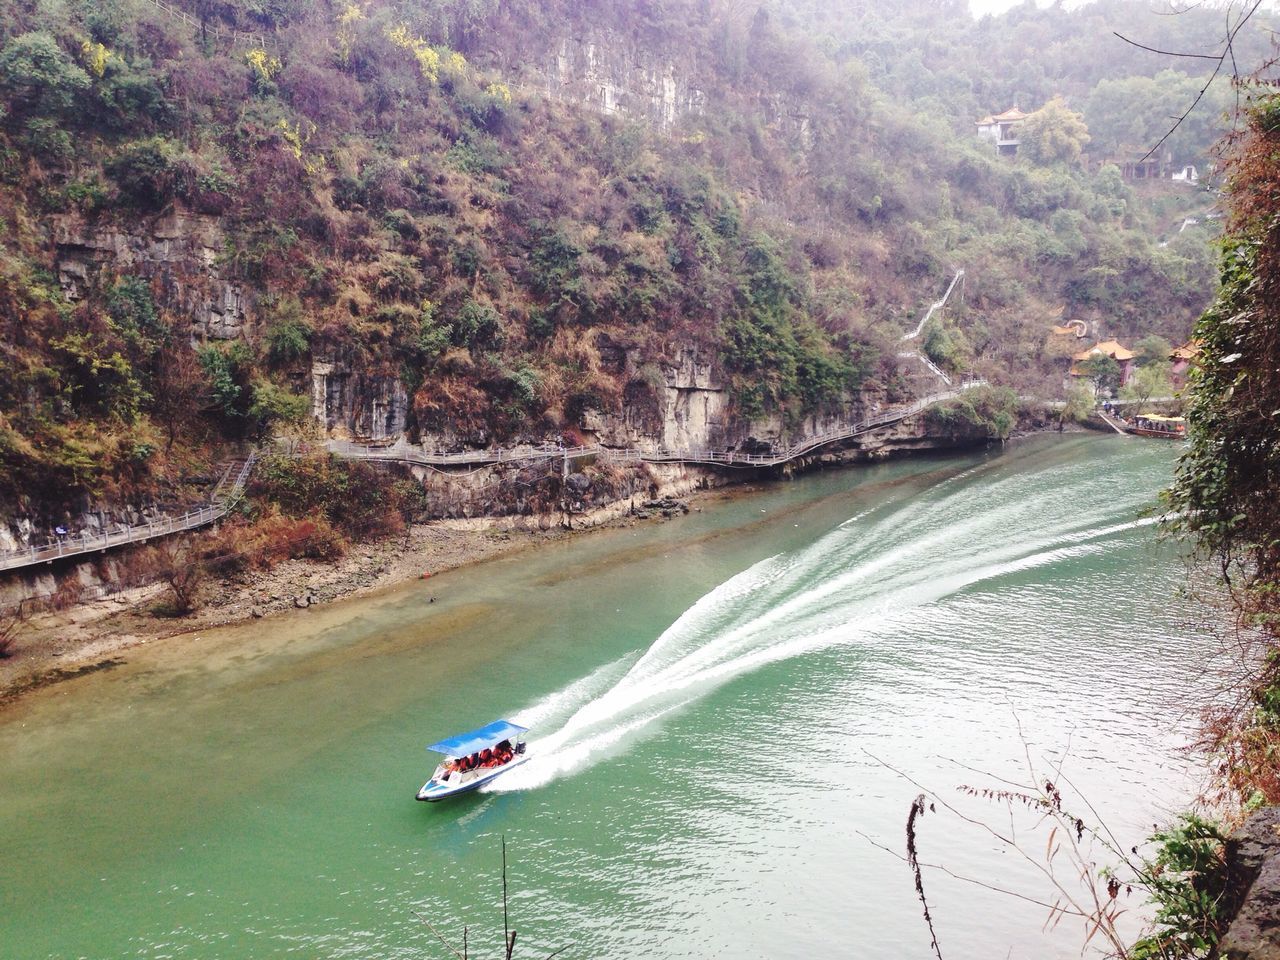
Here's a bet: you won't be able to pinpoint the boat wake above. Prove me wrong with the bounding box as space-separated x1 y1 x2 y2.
487 449 1164 794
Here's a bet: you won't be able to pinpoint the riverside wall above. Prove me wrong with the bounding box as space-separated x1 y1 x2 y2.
1221 807 1280 959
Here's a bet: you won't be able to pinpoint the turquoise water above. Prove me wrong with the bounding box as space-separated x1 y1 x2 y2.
0 435 1204 959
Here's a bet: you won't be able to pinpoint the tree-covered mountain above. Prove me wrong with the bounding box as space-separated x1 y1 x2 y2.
0 0 1251 517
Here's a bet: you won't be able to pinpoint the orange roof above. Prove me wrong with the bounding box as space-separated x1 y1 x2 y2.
1097 339 1135 361
1073 340 1135 362
991 107 1027 122
1051 325 1077 336
976 115 996 126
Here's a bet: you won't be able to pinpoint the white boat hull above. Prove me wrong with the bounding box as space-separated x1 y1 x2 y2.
416 753 530 802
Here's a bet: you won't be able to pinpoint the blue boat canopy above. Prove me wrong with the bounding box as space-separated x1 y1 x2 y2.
427 720 528 756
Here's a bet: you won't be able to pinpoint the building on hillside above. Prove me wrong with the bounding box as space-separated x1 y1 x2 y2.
1097 148 1174 180
1050 320 1088 339
1170 341 1200 387
1172 165 1199 183
975 107 1027 157
1071 340 1136 387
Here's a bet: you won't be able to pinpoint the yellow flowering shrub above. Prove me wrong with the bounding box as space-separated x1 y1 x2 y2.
245 48 282 84
81 41 112 79
336 2 364 69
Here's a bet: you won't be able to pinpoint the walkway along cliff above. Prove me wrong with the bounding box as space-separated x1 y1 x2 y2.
0 379 992 578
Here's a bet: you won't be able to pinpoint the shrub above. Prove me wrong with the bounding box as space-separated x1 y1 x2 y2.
198 342 256 429
250 453 412 541
107 137 192 209
263 297 313 366
1130 816 1227 960
248 379 311 429
924 386 1019 439
0 33 90 123
449 299 504 350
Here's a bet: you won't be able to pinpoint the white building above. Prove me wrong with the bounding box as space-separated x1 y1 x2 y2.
975 106 1027 157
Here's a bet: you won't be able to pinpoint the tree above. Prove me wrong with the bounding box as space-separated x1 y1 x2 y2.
0 33 90 123
1119 361 1171 408
1133 334 1173 368
152 347 209 452
1077 354 1120 398
1062 381 1096 423
1020 97 1090 166
156 538 204 615
1085 71 1231 165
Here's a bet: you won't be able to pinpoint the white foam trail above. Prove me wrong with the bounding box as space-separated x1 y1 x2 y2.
486 703 686 793
509 654 636 731
493 458 1161 791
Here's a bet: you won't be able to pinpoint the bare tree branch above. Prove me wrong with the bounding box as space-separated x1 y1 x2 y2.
1114 0 1266 163
414 911 466 960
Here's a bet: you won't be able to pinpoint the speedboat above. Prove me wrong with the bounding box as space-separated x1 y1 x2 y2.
415 719 529 802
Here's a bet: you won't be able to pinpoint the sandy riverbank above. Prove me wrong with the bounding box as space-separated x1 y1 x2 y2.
0 477 721 705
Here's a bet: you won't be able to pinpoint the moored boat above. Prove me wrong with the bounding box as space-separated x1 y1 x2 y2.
1129 413 1186 439
415 719 529 802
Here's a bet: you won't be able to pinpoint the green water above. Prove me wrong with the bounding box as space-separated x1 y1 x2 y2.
0 435 1205 959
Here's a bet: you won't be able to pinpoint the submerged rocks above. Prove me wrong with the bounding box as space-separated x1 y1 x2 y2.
629 497 689 522
642 497 689 514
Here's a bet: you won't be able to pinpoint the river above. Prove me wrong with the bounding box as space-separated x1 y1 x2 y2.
0 434 1206 959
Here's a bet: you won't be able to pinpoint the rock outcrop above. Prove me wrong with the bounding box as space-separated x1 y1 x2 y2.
50 207 254 343
516 33 705 129
1221 807 1280 960
311 357 409 442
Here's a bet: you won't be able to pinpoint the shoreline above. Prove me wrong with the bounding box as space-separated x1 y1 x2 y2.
0 470 731 707
0 427 1079 707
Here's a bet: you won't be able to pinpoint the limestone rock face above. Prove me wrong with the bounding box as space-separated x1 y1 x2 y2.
50 208 253 343
311 357 409 442
573 339 870 458
535 34 706 129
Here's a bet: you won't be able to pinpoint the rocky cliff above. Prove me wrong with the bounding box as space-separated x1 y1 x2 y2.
50 209 254 343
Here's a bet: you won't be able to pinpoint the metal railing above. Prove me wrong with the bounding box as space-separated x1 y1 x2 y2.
901 269 965 342
328 381 988 471
897 350 954 387
324 439 602 467
141 0 280 49
0 377 989 572
0 452 257 573
1095 408 1131 436
606 381 987 468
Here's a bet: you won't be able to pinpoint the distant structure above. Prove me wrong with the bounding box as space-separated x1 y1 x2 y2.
1050 319 1088 339
975 107 1027 157
1170 341 1200 387
1071 340 1136 386
1097 148 1173 181
1171 165 1200 183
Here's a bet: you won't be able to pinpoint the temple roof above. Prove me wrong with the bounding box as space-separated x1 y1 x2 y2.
1073 340 1135 362
991 107 1027 122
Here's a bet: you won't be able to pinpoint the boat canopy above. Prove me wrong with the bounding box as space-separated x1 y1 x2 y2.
1137 413 1184 423
427 720 528 756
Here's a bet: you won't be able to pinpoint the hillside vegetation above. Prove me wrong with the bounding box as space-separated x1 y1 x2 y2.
0 0 1244 519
